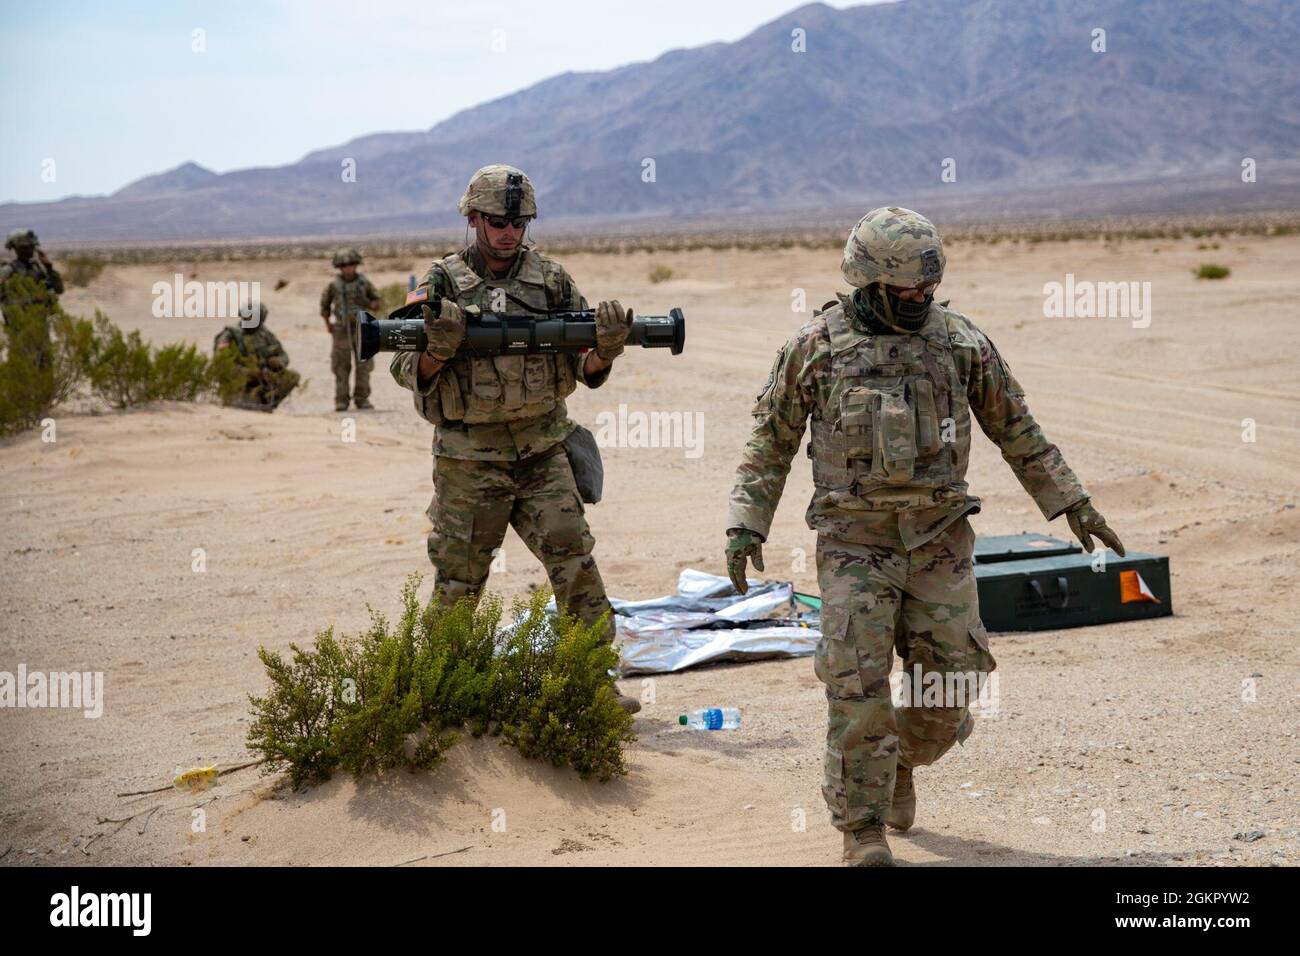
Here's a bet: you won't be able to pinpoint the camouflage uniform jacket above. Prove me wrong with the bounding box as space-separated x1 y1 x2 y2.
320 273 380 330
0 257 64 318
214 324 290 370
728 293 1087 550
389 244 610 462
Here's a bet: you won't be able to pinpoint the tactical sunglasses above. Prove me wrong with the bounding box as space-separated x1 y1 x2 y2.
483 215 532 230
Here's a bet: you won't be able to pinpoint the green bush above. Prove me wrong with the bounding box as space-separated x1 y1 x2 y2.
1194 263 1230 280
86 315 155 409
69 310 217 409
648 265 673 284
247 577 634 789
493 598 629 780
48 311 97 406
151 341 211 401
0 277 93 435
62 254 106 288
1 277 246 433
206 345 258 407
0 337 55 436
247 634 348 789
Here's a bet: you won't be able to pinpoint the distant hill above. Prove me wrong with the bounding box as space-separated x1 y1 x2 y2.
5 0 1298 242
112 162 219 198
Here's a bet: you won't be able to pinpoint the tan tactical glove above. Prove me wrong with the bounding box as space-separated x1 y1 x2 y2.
1066 500 1125 556
423 298 466 361
726 528 765 595
594 300 633 361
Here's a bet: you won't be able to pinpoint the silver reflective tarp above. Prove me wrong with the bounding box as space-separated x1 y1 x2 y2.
612 569 821 675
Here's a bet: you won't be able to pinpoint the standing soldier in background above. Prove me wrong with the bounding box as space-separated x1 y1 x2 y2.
320 248 382 411
390 164 640 713
725 207 1124 866
1 229 64 367
213 302 300 412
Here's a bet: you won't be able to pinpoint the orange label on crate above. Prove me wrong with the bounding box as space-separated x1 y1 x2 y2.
1119 569 1160 604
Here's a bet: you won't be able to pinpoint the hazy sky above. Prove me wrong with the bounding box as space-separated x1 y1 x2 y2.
0 0 878 204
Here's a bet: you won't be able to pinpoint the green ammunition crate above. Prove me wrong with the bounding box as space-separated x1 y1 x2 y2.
974 533 1081 563
973 534 1173 632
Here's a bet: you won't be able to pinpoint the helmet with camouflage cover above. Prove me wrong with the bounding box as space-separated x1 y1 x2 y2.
841 207 945 290
332 247 362 267
5 228 38 251
458 164 537 219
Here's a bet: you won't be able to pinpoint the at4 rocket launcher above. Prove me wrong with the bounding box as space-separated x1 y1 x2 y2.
355 297 686 362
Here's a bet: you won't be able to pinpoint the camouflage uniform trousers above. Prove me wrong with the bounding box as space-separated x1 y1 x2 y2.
330 323 372 404
241 367 300 411
815 516 997 832
427 445 615 639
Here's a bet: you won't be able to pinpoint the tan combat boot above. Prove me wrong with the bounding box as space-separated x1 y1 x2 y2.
884 764 916 831
609 681 641 715
843 822 895 867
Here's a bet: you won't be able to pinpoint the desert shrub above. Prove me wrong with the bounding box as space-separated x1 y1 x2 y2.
47 311 97 406
206 345 258 406
247 577 634 789
247 634 349 789
0 329 55 435
150 341 211 401
492 599 629 781
86 315 155 408
62 254 106 288
327 582 464 777
648 265 673 284
81 311 219 408
377 282 408 314
1194 264 1230 280
0 277 94 434
2 285 232 429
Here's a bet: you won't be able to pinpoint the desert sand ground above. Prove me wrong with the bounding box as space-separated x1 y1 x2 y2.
1 232 1297 867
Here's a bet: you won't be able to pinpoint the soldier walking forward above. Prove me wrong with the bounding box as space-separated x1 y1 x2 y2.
725 207 1124 865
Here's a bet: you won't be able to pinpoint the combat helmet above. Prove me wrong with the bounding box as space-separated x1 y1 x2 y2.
332 248 362 268
458 165 537 219
5 228 38 251
841 207 945 290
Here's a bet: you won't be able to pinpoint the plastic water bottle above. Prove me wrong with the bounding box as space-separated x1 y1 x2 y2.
678 708 741 730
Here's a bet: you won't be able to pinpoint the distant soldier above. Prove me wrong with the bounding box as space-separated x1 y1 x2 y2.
320 248 382 411
725 207 1124 866
1 229 64 366
0 229 63 311
389 164 640 713
214 302 300 412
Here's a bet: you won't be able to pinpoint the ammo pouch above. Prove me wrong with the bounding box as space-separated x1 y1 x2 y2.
564 424 604 504
871 385 917 483
836 378 947 486
437 367 466 422
415 366 467 426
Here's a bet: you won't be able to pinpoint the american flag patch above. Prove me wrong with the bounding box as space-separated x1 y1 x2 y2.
405 287 429 304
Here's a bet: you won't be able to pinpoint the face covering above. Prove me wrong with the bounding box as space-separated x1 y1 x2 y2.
859 284 933 332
